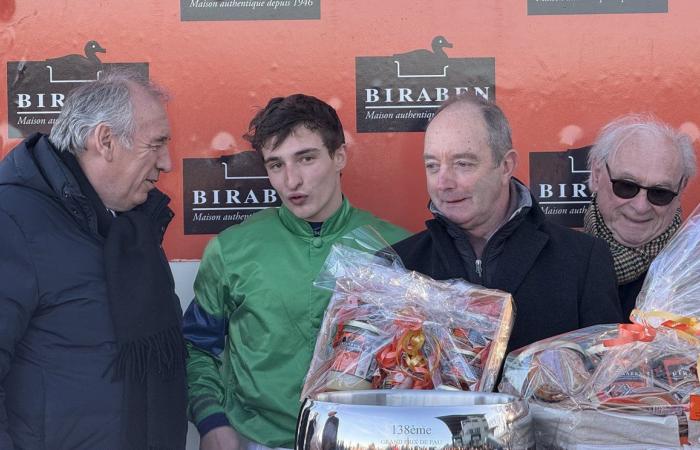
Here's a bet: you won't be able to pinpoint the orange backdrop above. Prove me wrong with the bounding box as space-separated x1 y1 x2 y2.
1 0 698 260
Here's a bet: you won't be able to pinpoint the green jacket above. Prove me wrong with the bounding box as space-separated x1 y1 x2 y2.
184 199 408 448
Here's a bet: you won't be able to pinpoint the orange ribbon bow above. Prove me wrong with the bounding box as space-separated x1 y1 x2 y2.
602 323 657 347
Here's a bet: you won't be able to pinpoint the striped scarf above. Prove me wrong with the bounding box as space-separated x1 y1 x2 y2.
584 196 682 285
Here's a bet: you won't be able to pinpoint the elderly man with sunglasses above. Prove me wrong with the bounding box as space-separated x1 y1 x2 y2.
586 114 697 318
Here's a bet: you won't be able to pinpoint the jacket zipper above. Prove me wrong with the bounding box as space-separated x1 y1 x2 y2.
473 206 523 282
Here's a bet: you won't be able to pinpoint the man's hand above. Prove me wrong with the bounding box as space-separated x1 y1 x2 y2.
200 426 241 450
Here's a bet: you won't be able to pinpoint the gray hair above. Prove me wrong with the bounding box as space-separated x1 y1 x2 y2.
588 113 697 186
49 69 168 155
431 93 513 164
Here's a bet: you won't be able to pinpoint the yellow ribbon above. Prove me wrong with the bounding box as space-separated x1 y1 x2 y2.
631 309 700 340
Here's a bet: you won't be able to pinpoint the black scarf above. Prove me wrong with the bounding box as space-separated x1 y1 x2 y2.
59 149 187 449
104 196 188 450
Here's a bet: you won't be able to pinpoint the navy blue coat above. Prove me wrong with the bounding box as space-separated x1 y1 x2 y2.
392 196 624 355
0 134 173 450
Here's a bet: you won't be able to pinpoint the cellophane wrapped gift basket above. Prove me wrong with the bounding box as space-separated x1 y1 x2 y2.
499 205 700 449
301 227 515 399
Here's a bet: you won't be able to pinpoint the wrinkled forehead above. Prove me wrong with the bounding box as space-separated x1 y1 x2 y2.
609 132 684 179
424 105 490 155
133 98 170 136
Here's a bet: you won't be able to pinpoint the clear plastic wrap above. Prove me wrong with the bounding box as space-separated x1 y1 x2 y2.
500 324 700 447
302 226 515 399
633 204 700 328
500 324 700 413
499 205 700 447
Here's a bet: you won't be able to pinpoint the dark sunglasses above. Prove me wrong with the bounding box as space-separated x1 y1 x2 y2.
605 162 683 206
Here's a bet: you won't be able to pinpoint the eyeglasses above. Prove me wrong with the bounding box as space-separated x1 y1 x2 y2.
605 162 683 207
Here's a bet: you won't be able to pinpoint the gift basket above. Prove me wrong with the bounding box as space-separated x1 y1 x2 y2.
499 205 700 449
301 227 515 399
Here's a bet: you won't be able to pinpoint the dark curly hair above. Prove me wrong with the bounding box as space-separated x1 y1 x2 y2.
243 94 345 156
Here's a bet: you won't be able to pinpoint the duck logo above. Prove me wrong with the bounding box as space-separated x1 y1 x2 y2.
529 146 593 228
355 36 495 133
7 41 148 138
527 0 667 15
183 151 282 234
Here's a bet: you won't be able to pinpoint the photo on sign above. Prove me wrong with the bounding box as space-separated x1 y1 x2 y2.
7 40 148 138
529 146 592 228
355 35 495 133
183 151 282 235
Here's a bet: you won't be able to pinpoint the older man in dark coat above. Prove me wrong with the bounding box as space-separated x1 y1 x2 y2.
392 95 623 354
0 70 187 450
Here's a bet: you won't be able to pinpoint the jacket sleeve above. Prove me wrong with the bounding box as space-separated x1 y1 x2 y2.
183 236 234 436
579 237 625 327
0 210 40 449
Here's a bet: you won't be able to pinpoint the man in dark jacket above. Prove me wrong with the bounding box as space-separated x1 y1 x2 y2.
585 114 696 318
0 70 187 449
392 94 624 355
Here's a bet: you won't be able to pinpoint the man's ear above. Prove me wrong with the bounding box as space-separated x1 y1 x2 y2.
501 149 518 179
589 162 602 192
333 144 347 171
92 123 115 162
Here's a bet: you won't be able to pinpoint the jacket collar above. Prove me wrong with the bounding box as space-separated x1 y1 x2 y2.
58 150 115 237
429 177 533 227
0 133 79 200
427 179 549 293
278 196 351 238
1 133 173 240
